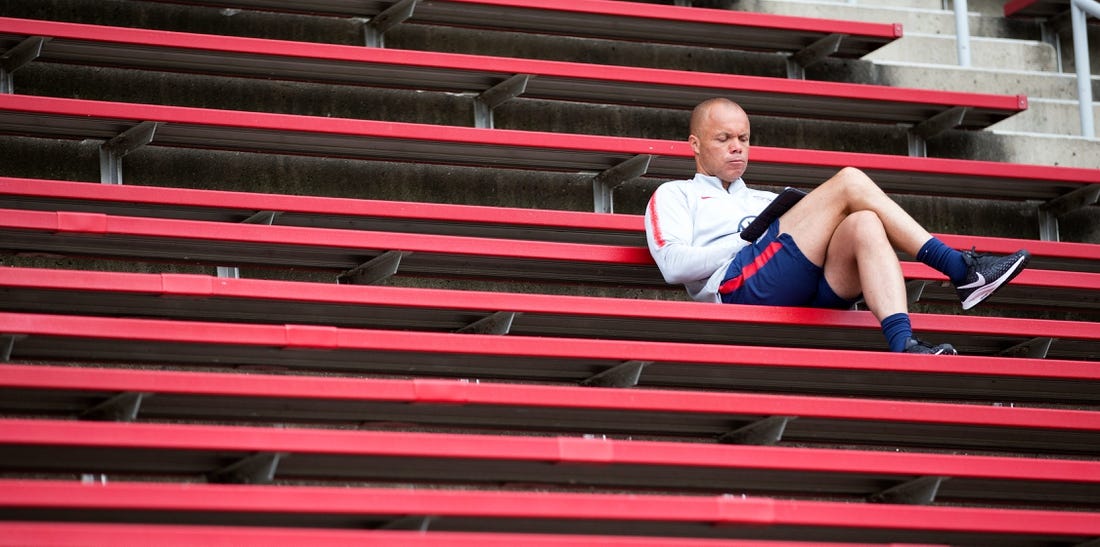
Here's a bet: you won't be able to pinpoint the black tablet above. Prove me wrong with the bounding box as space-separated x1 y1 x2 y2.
739 187 807 242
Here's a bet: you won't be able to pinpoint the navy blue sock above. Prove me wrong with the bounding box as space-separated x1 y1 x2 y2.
881 312 912 353
916 237 968 284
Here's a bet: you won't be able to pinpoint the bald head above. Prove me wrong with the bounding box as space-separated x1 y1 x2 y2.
688 98 751 187
689 98 747 139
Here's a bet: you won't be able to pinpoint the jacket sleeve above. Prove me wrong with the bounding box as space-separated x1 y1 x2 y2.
644 183 742 285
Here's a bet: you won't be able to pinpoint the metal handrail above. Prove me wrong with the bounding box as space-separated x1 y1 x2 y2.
955 0 972 67
949 0 1095 138
1072 0 1097 138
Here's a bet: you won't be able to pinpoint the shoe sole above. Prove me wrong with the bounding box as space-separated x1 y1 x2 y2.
960 251 1031 310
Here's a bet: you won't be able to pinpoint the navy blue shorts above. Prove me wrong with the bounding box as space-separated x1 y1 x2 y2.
719 220 856 309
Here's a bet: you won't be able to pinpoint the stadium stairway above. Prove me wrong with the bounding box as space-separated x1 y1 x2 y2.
0 0 1098 545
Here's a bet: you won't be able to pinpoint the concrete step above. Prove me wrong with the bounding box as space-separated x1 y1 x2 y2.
727 0 1031 38
989 97 1100 138
864 33 1058 72
959 129 1100 169
726 0 1016 17
873 61 1098 101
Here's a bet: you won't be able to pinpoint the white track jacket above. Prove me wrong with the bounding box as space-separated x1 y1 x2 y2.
645 173 778 302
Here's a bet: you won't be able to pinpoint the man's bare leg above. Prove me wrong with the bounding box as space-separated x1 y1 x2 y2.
778 166 931 266
777 167 958 354
815 210 907 322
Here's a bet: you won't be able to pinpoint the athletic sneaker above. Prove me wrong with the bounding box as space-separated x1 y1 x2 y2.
955 248 1031 311
904 338 957 355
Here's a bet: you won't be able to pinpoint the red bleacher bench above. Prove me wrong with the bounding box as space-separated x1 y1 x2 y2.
1 417 1097 507
0 523 835 547
3 176 1097 270
1004 0 1076 17
1 310 1098 403
1 363 1097 457
2 479 1098 544
136 0 903 61
0 17 1018 135
0 204 1096 313
0 265 1096 359
0 94 1085 203
0 95 1094 223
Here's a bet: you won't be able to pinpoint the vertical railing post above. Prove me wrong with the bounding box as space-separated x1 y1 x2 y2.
954 0 972 67
1071 0 1096 139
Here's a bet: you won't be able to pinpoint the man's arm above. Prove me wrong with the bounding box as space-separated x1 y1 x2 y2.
645 183 742 285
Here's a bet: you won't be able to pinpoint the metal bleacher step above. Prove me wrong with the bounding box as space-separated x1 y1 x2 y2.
0 17 1016 135
2 478 1098 544
1 417 1097 508
1 310 1098 403
2 207 1097 314
0 523 819 547
0 265 1096 359
134 0 902 58
2 363 1098 456
0 96 1093 205
3 176 1095 271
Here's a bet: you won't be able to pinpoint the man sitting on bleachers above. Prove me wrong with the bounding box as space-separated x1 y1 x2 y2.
645 98 1031 355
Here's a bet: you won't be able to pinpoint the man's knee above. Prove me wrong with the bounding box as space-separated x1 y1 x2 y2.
832 167 877 191
822 167 887 209
836 166 868 181
839 210 888 246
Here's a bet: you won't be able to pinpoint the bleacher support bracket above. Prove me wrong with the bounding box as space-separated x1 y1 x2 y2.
593 154 653 213
208 451 283 484
787 33 844 79
0 36 48 94
217 210 282 278
337 250 408 285
80 392 145 422
379 516 434 531
1038 184 1100 241
999 336 1055 359
580 360 650 388
363 0 418 47
455 311 518 335
906 280 929 305
474 74 531 129
0 334 25 361
908 107 968 157
717 415 793 446
867 475 946 505
99 121 158 185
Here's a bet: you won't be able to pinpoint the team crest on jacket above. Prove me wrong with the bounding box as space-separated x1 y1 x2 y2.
737 215 756 233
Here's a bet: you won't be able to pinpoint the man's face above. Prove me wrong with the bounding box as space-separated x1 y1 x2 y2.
689 103 750 186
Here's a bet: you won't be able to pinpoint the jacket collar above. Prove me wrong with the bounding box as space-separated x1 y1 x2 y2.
694 173 745 193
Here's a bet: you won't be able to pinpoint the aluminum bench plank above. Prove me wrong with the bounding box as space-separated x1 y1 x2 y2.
1 364 1098 456
2 479 1097 545
0 95 1095 202
1004 0 1071 17
0 522 849 547
4 177 1098 274
0 418 1097 508
0 17 1014 129
1 267 1096 360
1 311 1098 404
0 176 645 245
1 208 1096 314
137 0 902 59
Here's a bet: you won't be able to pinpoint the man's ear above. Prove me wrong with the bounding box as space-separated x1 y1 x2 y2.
688 134 700 155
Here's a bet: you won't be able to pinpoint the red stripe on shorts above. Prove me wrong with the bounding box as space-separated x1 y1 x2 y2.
718 241 783 295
